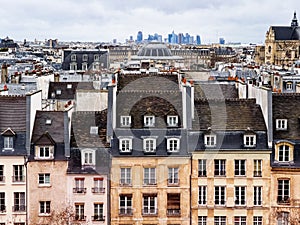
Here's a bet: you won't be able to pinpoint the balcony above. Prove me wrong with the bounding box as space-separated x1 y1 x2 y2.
167 209 181 216
119 208 133 216
253 171 262 177
92 187 105 193
277 197 290 205
12 205 26 212
143 179 157 186
73 187 87 194
0 206 6 213
142 208 158 216
92 215 105 221
119 179 132 186
74 215 86 221
167 178 180 186
12 176 25 183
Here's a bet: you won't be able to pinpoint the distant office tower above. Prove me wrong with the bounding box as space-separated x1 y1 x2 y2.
196 35 201 45
185 33 190 44
178 33 184 44
219 37 225 44
137 31 143 42
113 39 117 44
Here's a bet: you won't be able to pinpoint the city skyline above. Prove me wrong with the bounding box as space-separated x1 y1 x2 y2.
0 0 299 44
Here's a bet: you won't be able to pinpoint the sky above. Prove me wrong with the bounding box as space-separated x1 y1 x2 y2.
0 0 299 44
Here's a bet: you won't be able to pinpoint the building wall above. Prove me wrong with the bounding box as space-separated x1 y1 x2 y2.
0 156 26 225
110 157 191 225
27 161 68 224
191 151 271 225
75 90 108 112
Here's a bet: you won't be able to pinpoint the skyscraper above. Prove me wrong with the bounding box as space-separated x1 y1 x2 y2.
196 35 201 45
137 31 143 43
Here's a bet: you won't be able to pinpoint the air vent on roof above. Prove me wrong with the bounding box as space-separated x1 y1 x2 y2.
90 126 98 134
46 119 52 125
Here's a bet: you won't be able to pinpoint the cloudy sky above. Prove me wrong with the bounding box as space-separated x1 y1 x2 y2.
0 0 299 44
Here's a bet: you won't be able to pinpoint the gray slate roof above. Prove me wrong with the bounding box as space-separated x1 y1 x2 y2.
271 26 300 40
194 83 238 99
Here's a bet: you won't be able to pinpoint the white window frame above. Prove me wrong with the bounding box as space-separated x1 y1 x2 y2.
234 216 246 225
144 115 155 127
90 126 98 134
82 54 88 61
168 167 179 185
214 216 226 225
38 146 53 159
204 134 216 147
39 201 50 215
120 116 131 127
214 186 226 206
119 138 132 153
38 173 50 186
81 149 95 166
143 138 156 153
94 54 100 61
254 186 262 206
214 159 226 176
70 63 77 71
94 203 104 220
278 179 290 204
244 134 256 147
278 144 291 162
119 195 132 215
82 63 88 71
234 160 246 176
253 216 262 225
235 186 246 206
167 115 178 127
143 167 156 185
286 82 293 90
75 203 85 220
13 165 24 182
56 89 61 95
198 185 207 205
198 216 207 225
143 195 157 215
3 136 13 150
120 167 131 185
167 138 180 152
276 119 287 130
254 159 262 177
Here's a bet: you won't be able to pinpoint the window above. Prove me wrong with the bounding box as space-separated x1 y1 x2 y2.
94 54 100 61
278 145 291 162
143 194 157 215
277 179 290 204
198 159 207 177
234 216 246 225
56 89 61 95
4 136 13 149
13 192 25 212
74 178 86 193
92 178 104 193
214 216 226 225
235 160 246 176
198 216 207 225
235 186 246 206
276 119 287 130
0 193 5 213
38 146 53 159
90 126 98 134
168 167 179 185
253 216 262 225
144 115 155 127
75 203 85 221
82 63 88 71
120 116 131 127
198 186 207 205
119 138 132 153
277 212 289 225
93 203 104 221
0 165 3 182
167 138 180 152
204 134 216 147
286 82 293 90
82 149 95 167
71 54 76 61
244 135 256 147
38 173 50 185
144 168 156 185
39 201 50 214
214 159 226 176
167 115 178 127
167 193 180 216
143 138 156 153
67 84 72 89
254 186 262 206
254 160 262 177
70 63 77 71
82 54 88 61
119 194 132 215
120 168 131 185
215 186 226 205
13 165 24 182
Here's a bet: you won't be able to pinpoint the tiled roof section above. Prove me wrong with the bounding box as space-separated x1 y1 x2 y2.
117 93 182 129
273 93 300 140
117 73 179 92
31 111 65 143
193 98 266 131
48 82 95 100
194 83 238 99
0 95 26 132
70 110 108 148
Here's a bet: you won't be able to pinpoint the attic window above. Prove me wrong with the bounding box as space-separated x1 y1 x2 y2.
56 89 61 95
144 116 155 127
90 126 98 135
276 119 287 130
67 84 72 89
46 119 52 125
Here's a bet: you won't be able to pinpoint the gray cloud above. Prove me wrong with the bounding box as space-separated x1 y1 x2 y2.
0 0 299 43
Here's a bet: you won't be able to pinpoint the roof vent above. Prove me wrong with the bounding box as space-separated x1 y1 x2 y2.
46 119 52 125
90 126 98 134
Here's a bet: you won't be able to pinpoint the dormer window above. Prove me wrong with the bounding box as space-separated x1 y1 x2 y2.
94 55 100 61
4 136 13 150
167 115 178 127
90 126 98 135
71 54 76 61
244 134 256 147
275 142 294 163
67 84 72 89
144 116 155 127
119 138 132 153
286 82 293 90
46 119 52 125
276 119 287 130
56 89 61 95
81 149 95 168
35 146 54 160
120 116 131 127
82 54 88 61
143 137 157 153
204 134 216 147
